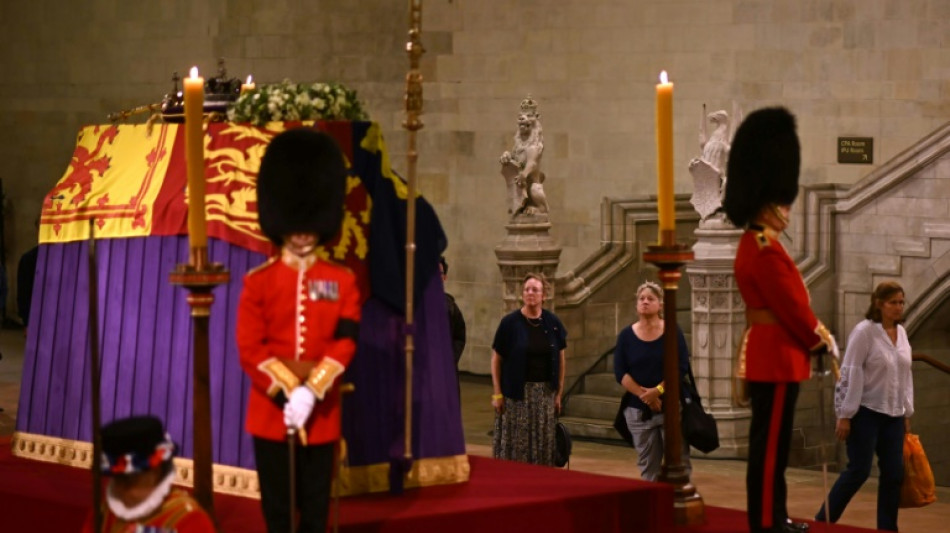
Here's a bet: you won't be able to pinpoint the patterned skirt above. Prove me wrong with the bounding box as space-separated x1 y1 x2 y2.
492 381 556 466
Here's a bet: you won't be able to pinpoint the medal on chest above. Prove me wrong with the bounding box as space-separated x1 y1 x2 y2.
307 279 339 301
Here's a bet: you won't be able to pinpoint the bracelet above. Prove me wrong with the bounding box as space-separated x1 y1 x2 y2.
491 394 503 400
656 384 665 396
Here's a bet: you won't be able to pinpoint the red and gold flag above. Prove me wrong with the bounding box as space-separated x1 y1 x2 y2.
41 124 175 242
40 121 372 263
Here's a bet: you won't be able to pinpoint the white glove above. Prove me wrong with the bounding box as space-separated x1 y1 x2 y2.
283 386 316 429
827 333 840 362
814 322 840 363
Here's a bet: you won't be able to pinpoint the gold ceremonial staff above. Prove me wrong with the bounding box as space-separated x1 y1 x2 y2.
402 0 424 469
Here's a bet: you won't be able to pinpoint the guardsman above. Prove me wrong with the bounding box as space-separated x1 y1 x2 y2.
723 107 838 533
237 129 361 533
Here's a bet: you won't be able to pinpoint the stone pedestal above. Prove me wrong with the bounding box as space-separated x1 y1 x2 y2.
494 218 561 313
686 220 750 458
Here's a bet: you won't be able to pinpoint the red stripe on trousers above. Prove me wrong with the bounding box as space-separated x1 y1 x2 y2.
761 383 786 529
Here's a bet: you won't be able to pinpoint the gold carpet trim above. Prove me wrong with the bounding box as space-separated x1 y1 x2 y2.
11 431 261 499
334 454 471 496
11 431 470 498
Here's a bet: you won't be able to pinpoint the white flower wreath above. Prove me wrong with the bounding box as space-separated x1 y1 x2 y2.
227 80 368 125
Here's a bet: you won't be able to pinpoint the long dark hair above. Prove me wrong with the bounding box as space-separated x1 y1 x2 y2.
865 280 904 323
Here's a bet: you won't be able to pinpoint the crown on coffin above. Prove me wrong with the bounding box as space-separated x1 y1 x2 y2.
161 58 242 122
203 58 242 102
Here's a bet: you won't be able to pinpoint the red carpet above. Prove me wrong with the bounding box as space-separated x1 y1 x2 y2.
673 505 881 533
0 437 670 532
0 437 880 532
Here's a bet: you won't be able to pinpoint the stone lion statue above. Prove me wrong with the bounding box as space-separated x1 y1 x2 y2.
500 95 548 218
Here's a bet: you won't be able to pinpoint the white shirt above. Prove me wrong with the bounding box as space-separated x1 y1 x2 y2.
835 319 914 419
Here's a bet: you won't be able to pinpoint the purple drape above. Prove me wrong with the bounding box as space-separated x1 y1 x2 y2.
17 234 466 470
16 236 259 468
343 272 466 466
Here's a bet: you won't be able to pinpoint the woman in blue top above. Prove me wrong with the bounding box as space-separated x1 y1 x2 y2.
614 280 691 481
491 273 567 465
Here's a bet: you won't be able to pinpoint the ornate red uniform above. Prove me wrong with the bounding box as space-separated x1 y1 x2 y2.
237 250 361 533
82 489 215 533
243 128 358 532
237 252 361 445
735 224 834 533
735 225 827 383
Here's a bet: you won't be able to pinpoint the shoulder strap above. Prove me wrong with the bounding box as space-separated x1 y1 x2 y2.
681 361 701 402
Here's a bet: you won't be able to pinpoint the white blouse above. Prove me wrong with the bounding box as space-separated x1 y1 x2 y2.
834 319 914 420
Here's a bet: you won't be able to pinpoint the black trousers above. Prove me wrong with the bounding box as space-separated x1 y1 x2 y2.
253 436 334 533
747 382 799 533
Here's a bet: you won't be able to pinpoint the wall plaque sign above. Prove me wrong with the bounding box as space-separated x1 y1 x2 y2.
838 137 873 164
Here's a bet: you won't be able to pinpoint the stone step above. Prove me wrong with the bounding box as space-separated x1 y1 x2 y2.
558 415 624 441
583 372 625 397
563 393 620 420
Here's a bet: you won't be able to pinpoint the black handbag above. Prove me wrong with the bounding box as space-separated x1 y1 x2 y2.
681 364 720 454
554 420 572 468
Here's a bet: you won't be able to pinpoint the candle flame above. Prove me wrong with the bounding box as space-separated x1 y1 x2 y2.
659 70 669 84
246 75 253 84
190 66 199 79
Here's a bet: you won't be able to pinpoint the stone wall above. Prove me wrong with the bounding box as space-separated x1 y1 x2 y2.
3 1 950 368
907 305 950 487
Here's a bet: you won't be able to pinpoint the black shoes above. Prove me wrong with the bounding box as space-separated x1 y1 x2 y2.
753 519 811 533
782 519 810 532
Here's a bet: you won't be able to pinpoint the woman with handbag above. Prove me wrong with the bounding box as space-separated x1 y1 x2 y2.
815 281 914 531
491 273 567 466
613 280 691 481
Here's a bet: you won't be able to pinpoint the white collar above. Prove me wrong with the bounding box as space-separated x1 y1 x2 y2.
105 469 175 521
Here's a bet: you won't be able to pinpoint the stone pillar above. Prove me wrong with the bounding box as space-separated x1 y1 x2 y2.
686 221 750 458
494 220 561 313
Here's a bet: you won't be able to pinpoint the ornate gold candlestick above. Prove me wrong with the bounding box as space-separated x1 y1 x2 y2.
169 247 229 516
643 229 704 526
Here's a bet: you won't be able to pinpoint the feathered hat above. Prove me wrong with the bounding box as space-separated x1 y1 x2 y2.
100 415 176 476
722 107 801 227
257 128 347 246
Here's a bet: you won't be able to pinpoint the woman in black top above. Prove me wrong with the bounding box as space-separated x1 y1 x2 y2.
614 281 690 481
491 273 567 465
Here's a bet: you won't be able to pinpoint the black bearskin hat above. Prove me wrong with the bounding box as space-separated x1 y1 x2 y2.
100 415 176 476
257 129 347 246
722 107 801 228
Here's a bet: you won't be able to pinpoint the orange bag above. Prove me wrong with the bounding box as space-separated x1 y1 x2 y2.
899 433 937 508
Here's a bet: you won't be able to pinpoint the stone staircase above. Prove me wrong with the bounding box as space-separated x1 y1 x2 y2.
559 348 626 442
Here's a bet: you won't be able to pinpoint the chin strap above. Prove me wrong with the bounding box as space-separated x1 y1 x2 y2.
767 203 789 226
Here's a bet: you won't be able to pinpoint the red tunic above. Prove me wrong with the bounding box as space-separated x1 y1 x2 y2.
237 254 361 444
81 489 215 533
734 226 823 383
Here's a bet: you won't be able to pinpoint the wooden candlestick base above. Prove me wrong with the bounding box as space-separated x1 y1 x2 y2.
643 241 704 526
170 252 229 519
